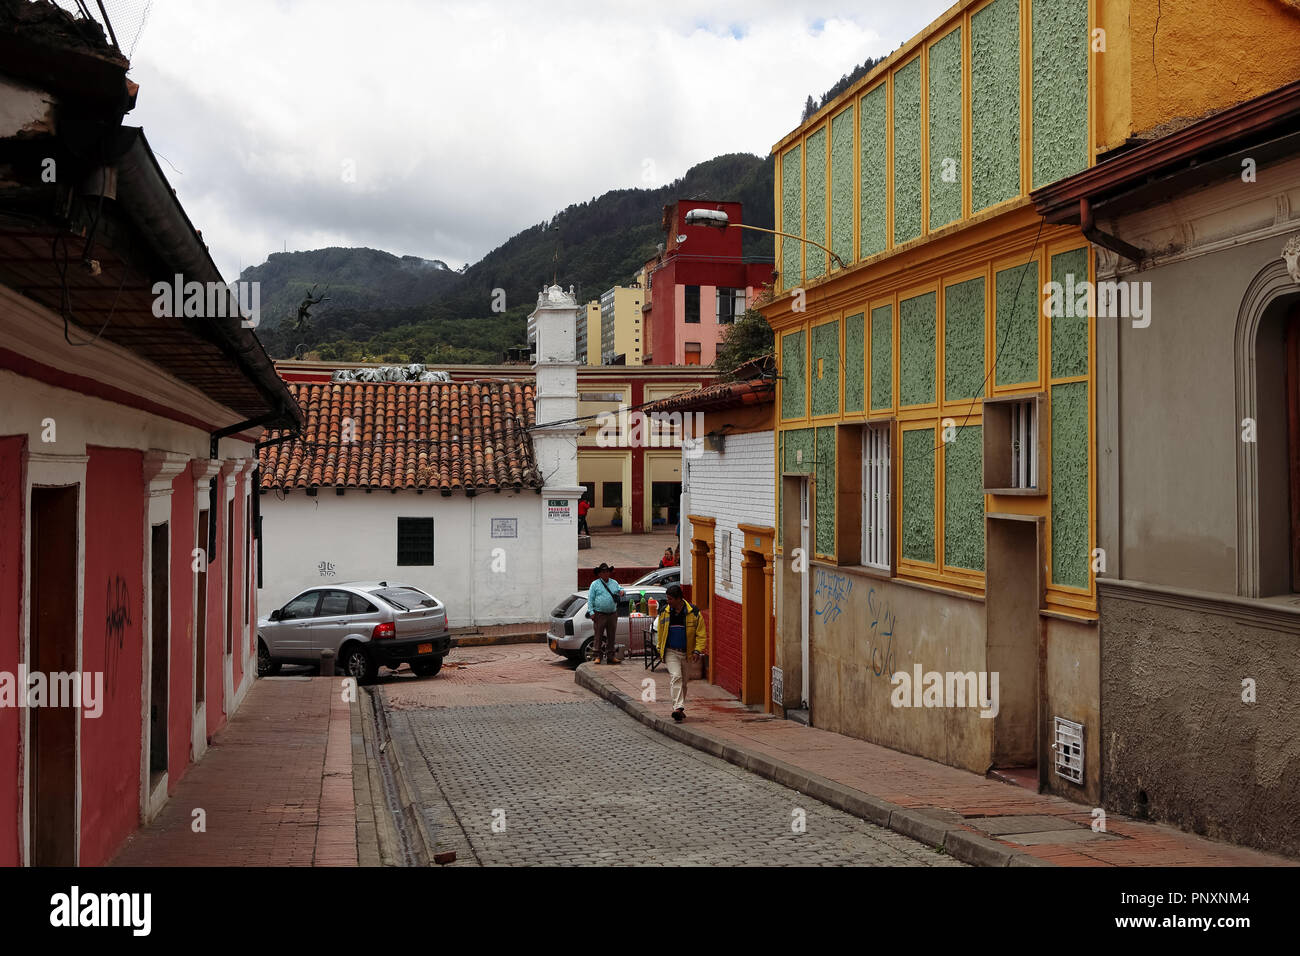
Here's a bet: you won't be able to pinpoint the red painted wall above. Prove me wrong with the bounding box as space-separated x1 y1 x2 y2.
711 595 743 698
205 493 224 738
167 464 194 792
0 435 26 866
230 475 244 693
80 446 144 867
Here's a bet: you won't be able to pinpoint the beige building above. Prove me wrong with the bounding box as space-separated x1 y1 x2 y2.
600 284 644 365
575 300 601 365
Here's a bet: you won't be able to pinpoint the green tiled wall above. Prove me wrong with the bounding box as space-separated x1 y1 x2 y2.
782 145 803 288
902 427 935 563
845 312 865 413
1051 382 1089 588
971 0 1021 212
831 107 855 267
805 127 827 278
783 427 815 474
1032 0 1089 189
892 57 923 245
811 320 841 417
871 304 894 411
995 260 1039 386
1050 247 1089 378
900 291 936 406
944 276 986 402
815 426 836 555
781 329 806 420
860 85 889 259
928 26 963 231
944 424 985 571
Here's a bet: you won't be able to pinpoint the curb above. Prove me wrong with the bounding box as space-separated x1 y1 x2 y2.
363 687 437 866
349 692 383 867
575 664 1054 869
450 632 546 648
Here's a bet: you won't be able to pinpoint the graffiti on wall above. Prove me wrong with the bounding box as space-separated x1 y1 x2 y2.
866 587 898 681
105 575 131 690
813 569 853 623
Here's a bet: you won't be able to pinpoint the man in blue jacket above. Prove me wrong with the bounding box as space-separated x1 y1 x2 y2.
586 563 624 664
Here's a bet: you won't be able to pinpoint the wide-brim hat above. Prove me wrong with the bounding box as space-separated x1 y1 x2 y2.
595 562 614 572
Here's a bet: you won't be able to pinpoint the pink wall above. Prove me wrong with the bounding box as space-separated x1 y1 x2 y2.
205 490 224 738
0 435 26 865
167 464 194 792
230 474 244 692
80 446 144 867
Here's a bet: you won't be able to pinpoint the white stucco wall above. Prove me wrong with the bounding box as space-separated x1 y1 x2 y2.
680 429 774 601
259 488 568 626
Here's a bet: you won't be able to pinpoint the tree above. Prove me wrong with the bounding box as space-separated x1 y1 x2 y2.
801 95 818 123
713 308 775 381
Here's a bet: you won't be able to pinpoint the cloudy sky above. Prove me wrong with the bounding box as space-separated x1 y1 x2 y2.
109 0 953 279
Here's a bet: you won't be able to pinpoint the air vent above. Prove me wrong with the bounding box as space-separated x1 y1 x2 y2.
1053 716 1084 784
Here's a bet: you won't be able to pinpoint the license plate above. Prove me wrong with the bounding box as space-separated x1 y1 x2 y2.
418 643 432 655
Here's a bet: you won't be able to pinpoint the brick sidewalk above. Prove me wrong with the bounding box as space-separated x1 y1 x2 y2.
112 677 357 867
581 662 1294 867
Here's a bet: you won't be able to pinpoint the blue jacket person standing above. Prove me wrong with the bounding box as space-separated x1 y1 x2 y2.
586 563 624 664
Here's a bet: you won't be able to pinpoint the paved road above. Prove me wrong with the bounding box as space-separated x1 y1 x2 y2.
380 645 966 867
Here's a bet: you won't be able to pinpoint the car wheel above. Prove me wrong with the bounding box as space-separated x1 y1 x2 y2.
340 644 375 683
579 638 594 663
257 640 281 677
411 658 443 678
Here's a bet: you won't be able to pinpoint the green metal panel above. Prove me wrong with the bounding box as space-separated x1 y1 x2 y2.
1051 382 1089 588
1050 247 1089 378
944 276 986 401
815 426 836 555
860 85 889 259
805 127 827 279
944 424 985 571
902 427 935 563
782 144 803 288
900 291 936 406
971 0 1021 212
781 329 806 420
1032 0 1089 189
893 57 923 245
928 26 963 231
870 304 893 411
845 312 865 413
831 106 854 267
783 427 815 475
995 260 1039 386
810 320 841 417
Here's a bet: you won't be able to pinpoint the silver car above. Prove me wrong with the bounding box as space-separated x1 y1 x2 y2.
257 581 450 682
547 587 668 663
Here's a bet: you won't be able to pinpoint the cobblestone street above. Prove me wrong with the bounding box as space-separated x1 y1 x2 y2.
380 645 965 867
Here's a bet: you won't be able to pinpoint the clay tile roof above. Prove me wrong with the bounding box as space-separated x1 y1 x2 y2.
259 380 542 493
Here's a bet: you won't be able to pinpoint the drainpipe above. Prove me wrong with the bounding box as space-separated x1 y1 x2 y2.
1079 197 1145 266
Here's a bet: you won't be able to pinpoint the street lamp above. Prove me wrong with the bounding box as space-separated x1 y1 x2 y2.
684 208 848 272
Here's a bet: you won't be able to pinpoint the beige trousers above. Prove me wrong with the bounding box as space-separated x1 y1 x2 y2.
664 649 689 711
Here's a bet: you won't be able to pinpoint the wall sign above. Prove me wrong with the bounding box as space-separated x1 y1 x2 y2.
771 666 784 705
546 499 572 523
491 518 517 538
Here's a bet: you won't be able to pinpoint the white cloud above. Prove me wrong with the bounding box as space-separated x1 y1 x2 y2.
117 0 953 278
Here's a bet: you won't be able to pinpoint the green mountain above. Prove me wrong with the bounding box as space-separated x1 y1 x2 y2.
251 151 774 365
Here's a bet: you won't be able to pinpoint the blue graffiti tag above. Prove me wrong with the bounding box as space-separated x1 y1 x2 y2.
813 569 853 624
866 587 897 680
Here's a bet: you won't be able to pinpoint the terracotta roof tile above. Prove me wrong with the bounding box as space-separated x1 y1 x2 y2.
259 380 542 493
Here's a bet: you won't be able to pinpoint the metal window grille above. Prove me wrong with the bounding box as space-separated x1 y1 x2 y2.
1053 716 1084 784
1010 399 1038 490
862 425 891 571
396 517 435 566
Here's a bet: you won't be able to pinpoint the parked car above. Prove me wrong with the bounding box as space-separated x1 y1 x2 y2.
257 581 450 683
631 566 680 587
548 587 669 663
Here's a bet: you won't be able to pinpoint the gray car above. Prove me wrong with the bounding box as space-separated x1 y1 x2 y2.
258 581 450 682
547 586 668 663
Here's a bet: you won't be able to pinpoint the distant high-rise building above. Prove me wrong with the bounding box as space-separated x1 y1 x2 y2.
600 284 644 365
575 300 601 365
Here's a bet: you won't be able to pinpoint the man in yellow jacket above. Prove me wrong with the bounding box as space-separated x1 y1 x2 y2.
655 584 707 722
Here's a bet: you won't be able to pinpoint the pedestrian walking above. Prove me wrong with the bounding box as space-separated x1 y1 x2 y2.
586 563 624 664
658 547 676 569
654 584 707 721
577 497 590 535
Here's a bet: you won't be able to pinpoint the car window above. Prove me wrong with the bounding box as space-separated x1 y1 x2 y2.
317 590 352 617
553 596 586 618
348 594 378 615
374 587 437 610
281 592 321 620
